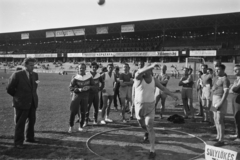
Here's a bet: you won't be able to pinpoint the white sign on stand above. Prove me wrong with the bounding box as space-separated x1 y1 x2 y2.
205 144 238 160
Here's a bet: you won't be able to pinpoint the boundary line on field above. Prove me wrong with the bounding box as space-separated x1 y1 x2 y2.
86 126 206 160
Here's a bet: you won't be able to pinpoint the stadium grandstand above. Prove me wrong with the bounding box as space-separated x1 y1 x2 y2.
0 12 240 65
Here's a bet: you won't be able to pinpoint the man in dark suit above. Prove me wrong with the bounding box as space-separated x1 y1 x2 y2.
6 58 39 149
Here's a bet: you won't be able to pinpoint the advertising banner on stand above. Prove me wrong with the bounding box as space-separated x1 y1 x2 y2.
67 53 83 57
63 30 74 36
46 31 55 38
121 24 135 33
55 30 64 37
96 27 108 34
157 51 179 56
26 54 57 58
21 33 29 39
190 50 216 56
73 28 85 35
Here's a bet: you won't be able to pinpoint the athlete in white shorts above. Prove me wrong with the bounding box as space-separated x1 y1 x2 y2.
154 65 170 119
210 64 230 147
100 64 117 124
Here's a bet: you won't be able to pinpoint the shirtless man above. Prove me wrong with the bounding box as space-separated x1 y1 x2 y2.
154 65 170 119
179 67 195 120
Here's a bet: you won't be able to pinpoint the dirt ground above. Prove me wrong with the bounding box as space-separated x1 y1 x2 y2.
0 71 239 160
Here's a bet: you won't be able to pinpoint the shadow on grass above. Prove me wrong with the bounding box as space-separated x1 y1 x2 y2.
0 136 95 160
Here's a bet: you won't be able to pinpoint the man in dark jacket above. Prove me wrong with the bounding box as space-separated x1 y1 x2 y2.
6 58 39 148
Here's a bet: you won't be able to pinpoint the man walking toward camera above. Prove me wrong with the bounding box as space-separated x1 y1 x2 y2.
6 58 39 149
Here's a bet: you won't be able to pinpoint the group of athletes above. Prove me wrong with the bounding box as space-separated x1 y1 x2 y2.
179 59 240 147
68 61 178 159
67 59 240 159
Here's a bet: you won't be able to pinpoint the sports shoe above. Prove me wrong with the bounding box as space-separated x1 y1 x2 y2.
68 127 73 133
93 121 98 125
195 113 203 116
143 132 149 142
229 135 238 138
78 127 85 132
234 138 240 142
100 120 106 124
148 152 156 159
105 118 113 122
83 122 88 127
99 109 102 112
122 119 127 123
213 141 224 147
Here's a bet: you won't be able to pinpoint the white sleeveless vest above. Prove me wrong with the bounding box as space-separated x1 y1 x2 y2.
135 77 155 103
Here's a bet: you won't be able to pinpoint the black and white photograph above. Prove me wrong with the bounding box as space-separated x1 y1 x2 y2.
0 0 240 159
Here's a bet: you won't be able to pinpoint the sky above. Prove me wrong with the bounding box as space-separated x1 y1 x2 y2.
0 0 239 33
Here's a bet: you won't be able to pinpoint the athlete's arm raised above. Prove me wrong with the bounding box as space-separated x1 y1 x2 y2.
154 77 178 101
135 63 158 80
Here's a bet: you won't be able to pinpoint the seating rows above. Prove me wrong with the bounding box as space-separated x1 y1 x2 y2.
0 36 239 54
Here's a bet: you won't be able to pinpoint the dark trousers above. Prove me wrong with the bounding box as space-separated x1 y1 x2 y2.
69 96 88 128
14 102 36 145
114 87 121 107
99 91 103 110
235 111 240 138
86 92 99 122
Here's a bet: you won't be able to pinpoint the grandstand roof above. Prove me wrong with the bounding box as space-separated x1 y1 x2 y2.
0 12 240 42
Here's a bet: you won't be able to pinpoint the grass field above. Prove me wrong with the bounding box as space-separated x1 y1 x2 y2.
0 70 239 160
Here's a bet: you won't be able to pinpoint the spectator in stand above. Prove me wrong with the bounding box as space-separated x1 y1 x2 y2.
210 64 230 147
229 65 240 142
179 67 195 121
196 71 204 116
68 63 94 133
113 67 121 111
99 67 107 112
100 64 117 124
